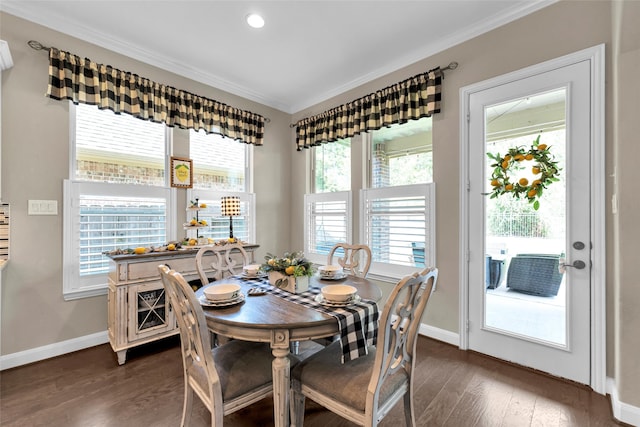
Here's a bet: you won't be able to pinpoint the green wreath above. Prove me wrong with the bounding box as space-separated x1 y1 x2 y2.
487 135 561 210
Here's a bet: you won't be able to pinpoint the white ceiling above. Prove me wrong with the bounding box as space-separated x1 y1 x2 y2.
1 1 554 114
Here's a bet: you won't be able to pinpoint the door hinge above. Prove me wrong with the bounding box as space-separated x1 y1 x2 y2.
466 320 470 332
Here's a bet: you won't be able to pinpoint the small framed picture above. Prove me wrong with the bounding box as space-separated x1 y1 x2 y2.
170 157 193 188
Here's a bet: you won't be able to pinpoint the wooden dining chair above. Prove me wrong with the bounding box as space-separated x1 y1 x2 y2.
158 264 278 427
327 243 372 277
195 243 250 287
290 267 438 427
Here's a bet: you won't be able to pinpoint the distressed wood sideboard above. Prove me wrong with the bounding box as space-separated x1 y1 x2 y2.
106 244 258 364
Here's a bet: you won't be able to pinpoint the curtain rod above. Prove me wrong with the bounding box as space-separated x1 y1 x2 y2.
27 40 272 124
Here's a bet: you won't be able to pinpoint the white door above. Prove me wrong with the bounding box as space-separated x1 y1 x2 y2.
465 57 596 385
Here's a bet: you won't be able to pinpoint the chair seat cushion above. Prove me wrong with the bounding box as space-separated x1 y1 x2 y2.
187 340 274 401
214 341 279 400
292 341 408 411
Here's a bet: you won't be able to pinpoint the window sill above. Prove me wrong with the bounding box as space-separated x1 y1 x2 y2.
63 287 108 301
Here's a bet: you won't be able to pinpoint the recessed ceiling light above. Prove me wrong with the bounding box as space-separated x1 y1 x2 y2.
246 13 265 29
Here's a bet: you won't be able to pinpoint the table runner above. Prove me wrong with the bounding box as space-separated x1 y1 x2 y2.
238 276 378 363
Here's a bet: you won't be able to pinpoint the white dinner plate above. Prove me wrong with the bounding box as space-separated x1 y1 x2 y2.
199 292 245 307
314 293 361 307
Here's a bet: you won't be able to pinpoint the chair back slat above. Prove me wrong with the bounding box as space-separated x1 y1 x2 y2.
195 243 250 286
368 267 438 410
158 265 222 407
327 243 372 277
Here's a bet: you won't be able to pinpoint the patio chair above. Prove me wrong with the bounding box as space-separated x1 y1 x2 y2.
291 267 438 427
506 254 564 296
411 242 425 267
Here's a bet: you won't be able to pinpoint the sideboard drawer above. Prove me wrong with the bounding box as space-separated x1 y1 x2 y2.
126 255 213 281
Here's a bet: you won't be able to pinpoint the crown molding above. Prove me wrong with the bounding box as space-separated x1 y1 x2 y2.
290 0 557 113
1 1 556 114
0 2 288 111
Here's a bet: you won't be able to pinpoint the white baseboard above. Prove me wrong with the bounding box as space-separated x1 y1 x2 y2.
419 322 460 347
608 377 640 426
0 331 109 371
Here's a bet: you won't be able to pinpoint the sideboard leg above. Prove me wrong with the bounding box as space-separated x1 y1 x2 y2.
117 350 127 365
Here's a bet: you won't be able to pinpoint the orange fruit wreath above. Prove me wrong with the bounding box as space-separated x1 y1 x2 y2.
487 135 561 211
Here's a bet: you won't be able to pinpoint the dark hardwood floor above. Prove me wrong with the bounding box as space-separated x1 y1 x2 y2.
0 336 623 426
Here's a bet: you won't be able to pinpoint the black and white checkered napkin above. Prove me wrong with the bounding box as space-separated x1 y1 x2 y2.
240 276 379 363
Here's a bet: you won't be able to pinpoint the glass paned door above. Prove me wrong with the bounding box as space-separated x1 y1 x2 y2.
467 58 592 385
484 90 567 346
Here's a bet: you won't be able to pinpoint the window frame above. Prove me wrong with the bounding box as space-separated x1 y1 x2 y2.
63 103 175 300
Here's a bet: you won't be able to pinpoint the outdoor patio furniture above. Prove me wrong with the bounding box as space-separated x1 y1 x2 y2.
485 255 505 289
506 253 564 297
412 242 425 267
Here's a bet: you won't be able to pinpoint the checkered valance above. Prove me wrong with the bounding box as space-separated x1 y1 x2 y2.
294 67 442 150
46 48 265 146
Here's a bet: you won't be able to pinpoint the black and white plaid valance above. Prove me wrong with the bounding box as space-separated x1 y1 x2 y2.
294 67 442 150
46 48 265 146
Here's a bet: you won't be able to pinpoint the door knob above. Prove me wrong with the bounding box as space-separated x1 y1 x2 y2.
559 258 586 273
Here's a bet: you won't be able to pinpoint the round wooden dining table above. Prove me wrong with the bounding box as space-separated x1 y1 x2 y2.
195 275 382 427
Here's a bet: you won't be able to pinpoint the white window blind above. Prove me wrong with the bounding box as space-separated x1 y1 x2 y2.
361 183 435 277
304 191 352 265
64 181 175 299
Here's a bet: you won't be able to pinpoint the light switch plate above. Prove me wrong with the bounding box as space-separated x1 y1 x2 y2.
28 200 58 215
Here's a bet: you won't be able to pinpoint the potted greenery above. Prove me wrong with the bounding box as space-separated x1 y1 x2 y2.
261 251 314 293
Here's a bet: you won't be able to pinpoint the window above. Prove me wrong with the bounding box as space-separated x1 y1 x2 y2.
305 117 435 279
190 129 247 191
304 139 352 263
370 118 433 187
63 104 174 300
187 130 255 243
75 104 166 185
364 117 435 276
313 139 350 192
